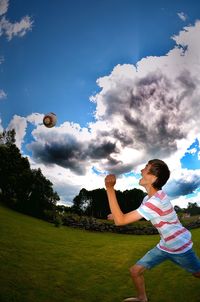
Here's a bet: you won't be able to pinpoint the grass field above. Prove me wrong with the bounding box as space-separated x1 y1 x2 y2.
1 204 200 302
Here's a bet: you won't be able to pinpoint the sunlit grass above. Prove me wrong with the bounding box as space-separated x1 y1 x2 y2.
0 204 200 302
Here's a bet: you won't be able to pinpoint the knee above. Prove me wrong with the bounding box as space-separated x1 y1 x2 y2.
129 265 144 278
192 271 200 278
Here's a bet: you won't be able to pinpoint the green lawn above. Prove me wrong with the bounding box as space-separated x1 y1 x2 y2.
1 204 200 302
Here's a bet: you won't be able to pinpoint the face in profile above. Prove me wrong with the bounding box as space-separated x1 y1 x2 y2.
139 164 157 188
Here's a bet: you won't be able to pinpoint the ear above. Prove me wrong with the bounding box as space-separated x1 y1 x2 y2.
151 175 157 185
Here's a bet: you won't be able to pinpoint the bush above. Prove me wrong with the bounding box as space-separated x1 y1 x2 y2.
52 212 200 234
54 215 63 228
59 212 158 235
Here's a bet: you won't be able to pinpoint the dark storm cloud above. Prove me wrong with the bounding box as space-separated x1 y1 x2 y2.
112 129 133 147
87 140 117 159
29 137 118 175
165 175 200 198
29 68 200 176
177 70 196 92
105 162 135 175
30 140 85 174
99 70 200 163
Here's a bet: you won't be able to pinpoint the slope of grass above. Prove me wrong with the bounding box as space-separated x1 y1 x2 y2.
0 204 200 302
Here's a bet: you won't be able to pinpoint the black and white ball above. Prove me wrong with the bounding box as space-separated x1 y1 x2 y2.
43 112 57 128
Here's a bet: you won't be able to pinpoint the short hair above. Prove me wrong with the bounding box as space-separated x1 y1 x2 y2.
148 159 170 190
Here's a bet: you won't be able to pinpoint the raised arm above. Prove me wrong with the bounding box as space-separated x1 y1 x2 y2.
105 174 143 226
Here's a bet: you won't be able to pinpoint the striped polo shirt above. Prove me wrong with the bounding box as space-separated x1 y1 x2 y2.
137 190 193 254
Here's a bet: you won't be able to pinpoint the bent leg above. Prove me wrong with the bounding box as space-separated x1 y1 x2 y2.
127 247 168 302
129 264 147 302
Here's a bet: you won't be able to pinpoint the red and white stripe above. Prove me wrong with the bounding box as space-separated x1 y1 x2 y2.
163 228 188 242
144 201 174 216
137 190 193 254
153 219 180 228
159 240 192 253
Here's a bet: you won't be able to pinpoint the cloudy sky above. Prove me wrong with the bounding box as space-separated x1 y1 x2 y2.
1 0 200 208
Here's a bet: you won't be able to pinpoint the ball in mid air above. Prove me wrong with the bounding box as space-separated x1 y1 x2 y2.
43 112 57 128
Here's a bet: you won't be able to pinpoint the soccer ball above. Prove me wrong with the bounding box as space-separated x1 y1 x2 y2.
43 112 57 128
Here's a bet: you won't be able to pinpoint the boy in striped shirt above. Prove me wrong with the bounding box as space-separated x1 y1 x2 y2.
105 159 200 302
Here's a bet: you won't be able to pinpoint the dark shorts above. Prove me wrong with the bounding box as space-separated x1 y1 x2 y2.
136 246 200 273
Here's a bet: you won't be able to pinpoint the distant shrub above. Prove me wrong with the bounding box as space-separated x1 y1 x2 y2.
52 211 200 234
54 215 63 228
59 212 159 235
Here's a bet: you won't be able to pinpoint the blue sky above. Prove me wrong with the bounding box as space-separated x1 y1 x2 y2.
2 0 200 127
1 0 200 207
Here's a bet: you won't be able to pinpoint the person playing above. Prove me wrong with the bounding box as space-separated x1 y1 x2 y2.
105 159 200 302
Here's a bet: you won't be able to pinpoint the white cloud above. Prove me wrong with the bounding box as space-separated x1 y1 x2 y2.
186 148 197 155
0 0 8 16
0 0 33 40
165 168 200 198
172 192 200 209
6 113 44 150
7 115 27 149
0 117 3 132
177 12 187 22
0 15 33 40
27 113 44 126
0 89 7 99
91 21 200 172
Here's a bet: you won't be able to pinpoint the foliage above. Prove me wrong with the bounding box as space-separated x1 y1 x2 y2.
71 187 146 219
0 129 59 219
187 202 200 216
175 203 200 216
61 211 157 234
52 209 200 235
54 214 63 227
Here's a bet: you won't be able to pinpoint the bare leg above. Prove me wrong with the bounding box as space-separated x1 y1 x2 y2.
129 264 148 301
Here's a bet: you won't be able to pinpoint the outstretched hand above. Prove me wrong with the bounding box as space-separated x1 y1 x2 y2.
107 213 114 220
105 174 116 188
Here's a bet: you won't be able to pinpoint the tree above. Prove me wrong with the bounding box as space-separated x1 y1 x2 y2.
187 202 200 216
0 129 16 146
71 187 146 219
24 168 59 218
71 188 90 215
0 132 31 207
174 205 183 213
120 188 146 213
85 188 110 219
0 129 60 219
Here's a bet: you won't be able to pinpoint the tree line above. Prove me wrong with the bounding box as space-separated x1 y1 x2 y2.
174 203 200 217
0 129 147 221
1 129 200 225
70 187 146 219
